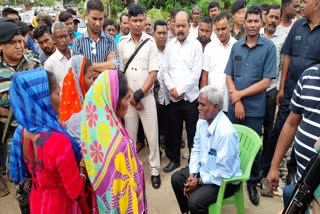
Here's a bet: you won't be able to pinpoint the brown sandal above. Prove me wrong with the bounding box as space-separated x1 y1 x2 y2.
0 176 9 197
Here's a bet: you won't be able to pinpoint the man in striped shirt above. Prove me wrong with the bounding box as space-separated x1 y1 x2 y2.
267 64 320 206
72 0 119 72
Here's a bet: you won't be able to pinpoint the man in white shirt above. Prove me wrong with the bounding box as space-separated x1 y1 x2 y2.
200 13 236 113
197 16 213 51
118 5 161 189
163 11 202 173
277 0 300 35
153 19 169 152
189 6 201 39
44 22 71 86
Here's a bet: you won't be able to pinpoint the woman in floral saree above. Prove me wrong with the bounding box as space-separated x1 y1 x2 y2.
81 70 147 214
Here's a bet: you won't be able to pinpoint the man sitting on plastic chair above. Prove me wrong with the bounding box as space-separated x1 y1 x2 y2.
171 85 242 214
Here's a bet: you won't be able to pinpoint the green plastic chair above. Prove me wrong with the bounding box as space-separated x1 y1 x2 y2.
208 124 262 214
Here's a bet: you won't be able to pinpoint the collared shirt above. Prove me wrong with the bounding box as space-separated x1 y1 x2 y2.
118 32 159 92
290 64 319 183
68 31 83 49
224 35 277 117
231 26 246 40
163 35 203 102
281 18 320 98
115 33 122 44
167 30 175 43
44 49 70 86
189 24 199 39
157 49 170 105
72 30 119 70
189 112 242 185
203 37 237 112
260 27 287 91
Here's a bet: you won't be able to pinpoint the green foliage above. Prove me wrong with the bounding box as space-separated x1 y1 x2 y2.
146 7 169 21
138 0 282 19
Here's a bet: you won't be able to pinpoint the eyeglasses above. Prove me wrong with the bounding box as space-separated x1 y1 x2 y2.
91 41 96 55
55 34 70 41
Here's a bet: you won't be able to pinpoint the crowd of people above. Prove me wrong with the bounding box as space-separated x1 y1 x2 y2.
0 0 319 213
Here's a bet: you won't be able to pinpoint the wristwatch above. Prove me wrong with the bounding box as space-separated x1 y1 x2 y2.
197 178 202 186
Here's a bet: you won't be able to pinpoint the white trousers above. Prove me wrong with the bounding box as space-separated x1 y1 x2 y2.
124 93 160 176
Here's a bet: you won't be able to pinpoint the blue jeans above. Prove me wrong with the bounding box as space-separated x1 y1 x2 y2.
227 113 263 187
283 184 295 207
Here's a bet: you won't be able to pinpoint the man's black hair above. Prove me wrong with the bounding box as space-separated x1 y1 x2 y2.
66 8 77 16
33 25 51 40
86 0 104 13
119 13 129 22
153 19 167 32
128 4 145 18
59 11 73 22
260 3 271 12
208 1 220 12
170 8 181 19
103 19 116 30
215 12 230 23
2 7 19 18
245 5 262 20
200 16 213 27
266 4 281 15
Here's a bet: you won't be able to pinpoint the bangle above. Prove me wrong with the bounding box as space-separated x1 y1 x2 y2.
133 89 144 103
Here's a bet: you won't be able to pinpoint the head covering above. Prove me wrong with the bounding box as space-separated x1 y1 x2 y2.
81 70 147 213
59 55 87 124
231 0 247 14
0 18 21 43
9 68 82 184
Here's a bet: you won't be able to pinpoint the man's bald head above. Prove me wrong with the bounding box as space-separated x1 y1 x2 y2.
174 10 190 43
174 11 190 23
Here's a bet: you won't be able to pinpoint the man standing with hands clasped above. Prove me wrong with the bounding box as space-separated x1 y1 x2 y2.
118 4 161 189
224 6 276 205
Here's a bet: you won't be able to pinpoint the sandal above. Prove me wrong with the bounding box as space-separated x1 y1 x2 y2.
0 176 9 197
260 177 273 197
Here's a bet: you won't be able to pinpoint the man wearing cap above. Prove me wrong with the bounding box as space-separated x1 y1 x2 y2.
0 18 39 198
231 0 247 40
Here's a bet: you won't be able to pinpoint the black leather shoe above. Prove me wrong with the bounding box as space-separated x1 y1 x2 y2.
151 175 161 189
163 161 181 173
247 185 259 206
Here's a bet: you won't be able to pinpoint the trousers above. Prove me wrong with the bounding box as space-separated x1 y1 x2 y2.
124 93 160 176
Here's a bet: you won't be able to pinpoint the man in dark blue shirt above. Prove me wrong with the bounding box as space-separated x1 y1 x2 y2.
224 6 276 206
268 0 320 185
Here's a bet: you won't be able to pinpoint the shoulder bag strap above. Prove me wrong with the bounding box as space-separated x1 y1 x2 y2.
124 38 150 73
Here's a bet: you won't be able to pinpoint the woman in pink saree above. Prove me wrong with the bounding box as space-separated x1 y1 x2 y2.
80 70 147 214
